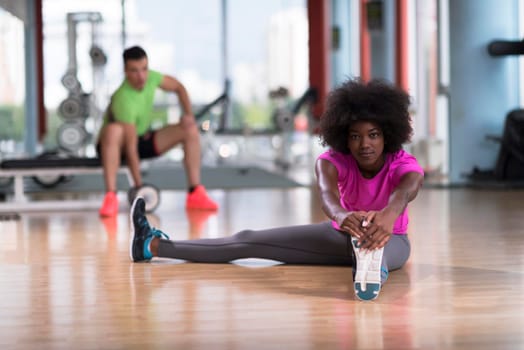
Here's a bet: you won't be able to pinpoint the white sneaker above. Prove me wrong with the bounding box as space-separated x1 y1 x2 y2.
351 237 386 301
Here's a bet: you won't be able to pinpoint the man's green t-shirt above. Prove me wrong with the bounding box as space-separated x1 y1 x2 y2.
103 70 163 136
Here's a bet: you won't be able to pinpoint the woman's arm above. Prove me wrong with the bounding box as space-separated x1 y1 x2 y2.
315 158 366 239
361 171 424 250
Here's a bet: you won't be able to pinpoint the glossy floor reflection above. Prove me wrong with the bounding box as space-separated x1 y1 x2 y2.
0 187 523 349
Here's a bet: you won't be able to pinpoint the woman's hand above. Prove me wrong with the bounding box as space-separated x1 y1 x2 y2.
335 211 368 240
358 210 396 250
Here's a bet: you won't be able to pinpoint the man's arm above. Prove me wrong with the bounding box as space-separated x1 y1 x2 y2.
159 75 193 117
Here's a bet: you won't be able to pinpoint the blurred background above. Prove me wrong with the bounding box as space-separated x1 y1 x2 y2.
0 0 523 187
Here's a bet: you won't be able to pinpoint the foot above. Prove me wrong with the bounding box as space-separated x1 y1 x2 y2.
351 237 386 301
99 192 119 217
186 185 218 210
129 197 170 262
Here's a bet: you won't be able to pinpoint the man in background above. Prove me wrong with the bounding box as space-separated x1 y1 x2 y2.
97 45 218 217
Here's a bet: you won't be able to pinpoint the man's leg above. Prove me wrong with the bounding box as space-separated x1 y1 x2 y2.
97 124 124 217
98 122 144 216
153 120 218 210
154 120 201 186
98 123 125 193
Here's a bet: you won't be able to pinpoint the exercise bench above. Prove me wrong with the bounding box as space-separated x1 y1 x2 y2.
0 157 134 212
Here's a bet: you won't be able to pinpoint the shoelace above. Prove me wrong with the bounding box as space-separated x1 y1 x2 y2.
137 215 170 240
381 267 389 282
137 216 148 229
150 227 170 240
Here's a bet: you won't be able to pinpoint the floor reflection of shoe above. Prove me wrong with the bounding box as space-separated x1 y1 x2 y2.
101 216 118 237
129 197 170 262
351 237 385 301
354 302 384 349
186 185 219 210
186 209 215 238
99 192 119 217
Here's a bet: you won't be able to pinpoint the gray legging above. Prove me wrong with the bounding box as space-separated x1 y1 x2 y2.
158 221 411 272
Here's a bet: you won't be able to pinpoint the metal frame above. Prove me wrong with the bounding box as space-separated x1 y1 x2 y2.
0 166 133 212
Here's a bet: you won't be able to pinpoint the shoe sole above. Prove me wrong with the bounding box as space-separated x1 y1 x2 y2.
185 203 218 211
129 197 141 262
351 237 383 301
99 197 119 217
99 206 118 217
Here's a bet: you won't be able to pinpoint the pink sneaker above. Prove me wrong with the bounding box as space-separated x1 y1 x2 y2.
99 192 119 217
186 185 218 210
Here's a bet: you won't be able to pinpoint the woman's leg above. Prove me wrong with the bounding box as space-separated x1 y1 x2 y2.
132 197 410 268
157 222 354 265
382 234 411 271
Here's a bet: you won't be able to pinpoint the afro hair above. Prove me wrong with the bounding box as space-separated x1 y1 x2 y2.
319 78 413 154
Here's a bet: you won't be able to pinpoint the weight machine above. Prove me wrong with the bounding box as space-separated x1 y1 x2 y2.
56 11 107 155
195 82 318 169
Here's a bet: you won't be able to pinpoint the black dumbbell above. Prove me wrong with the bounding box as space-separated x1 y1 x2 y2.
127 184 161 213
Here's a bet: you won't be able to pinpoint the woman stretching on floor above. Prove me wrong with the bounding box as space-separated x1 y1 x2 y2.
129 78 424 301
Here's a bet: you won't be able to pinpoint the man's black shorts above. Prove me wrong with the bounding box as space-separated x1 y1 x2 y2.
96 130 160 160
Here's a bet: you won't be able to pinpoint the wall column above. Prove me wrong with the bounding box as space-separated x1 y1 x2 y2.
448 0 520 183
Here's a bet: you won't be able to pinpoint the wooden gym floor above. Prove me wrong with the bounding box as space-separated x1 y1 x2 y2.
0 186 523 349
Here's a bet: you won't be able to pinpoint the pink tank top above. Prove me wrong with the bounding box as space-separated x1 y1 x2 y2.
318 149 424 234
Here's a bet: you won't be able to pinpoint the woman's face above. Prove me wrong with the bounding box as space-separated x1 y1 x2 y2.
347 121 385 177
